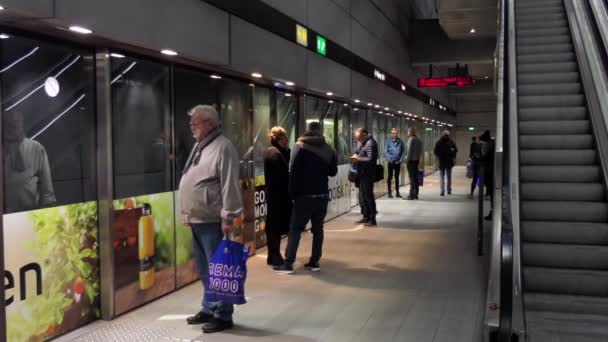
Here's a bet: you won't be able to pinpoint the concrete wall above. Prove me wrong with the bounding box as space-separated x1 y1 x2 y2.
2 0 454 123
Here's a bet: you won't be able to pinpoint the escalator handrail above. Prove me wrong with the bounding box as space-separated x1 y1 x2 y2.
589 0 608 57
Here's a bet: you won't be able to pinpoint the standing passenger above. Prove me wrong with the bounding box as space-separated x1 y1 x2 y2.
404 127 422 200
480 130 495 220
351 128 379 226
469 136 482 198
385 128 405 198
433 131 458 196
263 126 292 267
180 105 243 333
274 122 338 274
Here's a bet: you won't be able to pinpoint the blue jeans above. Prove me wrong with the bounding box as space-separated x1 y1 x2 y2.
285 196 329 265
191 223 234 321
440 167 452 194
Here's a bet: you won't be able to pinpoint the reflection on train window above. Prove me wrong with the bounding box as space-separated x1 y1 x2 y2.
277 91 297 147
111 55 171 198
336 104 350 164
304 96 336 147
1 35 97 213
253 87 271 178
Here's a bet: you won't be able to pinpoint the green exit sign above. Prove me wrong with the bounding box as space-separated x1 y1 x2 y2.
316 35 327 56
425 127 432 132
468 127 476 131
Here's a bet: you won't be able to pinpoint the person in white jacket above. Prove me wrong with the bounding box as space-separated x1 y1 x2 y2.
180 105 243 334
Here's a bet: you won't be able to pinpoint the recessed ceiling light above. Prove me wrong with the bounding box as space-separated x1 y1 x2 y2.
384 107 389 110
379 111 383 114
210 75 222 79
161 49 178 56
251 72 263 78
367 103 373 106
285 93 292 97
374 105 380 108
329 100 334 103
0 5 4 10
354 108 359 111
0 34 9 39
326 92 333 96
354 99 360 103
485 76 489 79
249 83 255 87
69 26 93 34
285 81 295 86
343 103 348 107
110 53 125 58
470 28 476 34
398 111 402 114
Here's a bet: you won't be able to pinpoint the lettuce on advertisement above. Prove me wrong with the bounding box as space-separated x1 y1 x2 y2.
3 202 100 342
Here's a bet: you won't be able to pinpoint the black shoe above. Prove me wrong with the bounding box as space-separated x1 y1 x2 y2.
405 196 415 200
365 218 377 226
415 195 419 200
448 191 452 195
484 213 493 221
202 318 234 333
355 217 369 224
274 263 295 274
388 193 393 198
396 193 402 198
187 311 213 325
440 192 444 197
304 261 321 272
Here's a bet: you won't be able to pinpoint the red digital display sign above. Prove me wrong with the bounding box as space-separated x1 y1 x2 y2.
418 76 473 88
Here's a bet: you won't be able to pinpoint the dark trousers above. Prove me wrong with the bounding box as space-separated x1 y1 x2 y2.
470 163 480 195
265 226 284 266
359 178 377 219
407 160 420 198
285 196 329 265
485 168 494 209
387 162 401 194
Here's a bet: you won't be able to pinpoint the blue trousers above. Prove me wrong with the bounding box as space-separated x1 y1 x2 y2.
440 167 453 194
191 223 234 321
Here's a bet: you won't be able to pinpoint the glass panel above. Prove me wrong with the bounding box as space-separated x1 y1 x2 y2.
110 54 175 315
276 91 297 147
336 104 351 164
253 87 271 248
304 96 336 147
172 67 220 287
2 34 100 342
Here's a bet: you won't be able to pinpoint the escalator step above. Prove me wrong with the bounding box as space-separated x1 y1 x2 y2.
520 165 600 182
521 201 608 222
523 243 608 269
518 62 577 74
516 6 564 16
520 134 593 149
524 266 608 296
517 19 568 30
518 94 585 108
521 182 604 201
519 120 590 135
519 107 587 121
517 0 564 8
525 293 608 316
518 13 566 23
518 43 573 55
526 310 608 340
517 27 570 39
518 72 579 84
522 221 608 245
519 83 581 96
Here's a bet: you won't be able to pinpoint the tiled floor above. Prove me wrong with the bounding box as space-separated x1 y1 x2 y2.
55 167 489 342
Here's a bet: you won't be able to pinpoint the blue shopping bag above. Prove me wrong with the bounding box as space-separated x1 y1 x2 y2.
204 239 250 305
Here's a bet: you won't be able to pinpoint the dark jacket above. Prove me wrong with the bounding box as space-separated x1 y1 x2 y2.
384 137 405 163
433 135 458 170
263 140 292 234
289 134 338 199
357 136 378 180
469 142 482 161
405 136 422 162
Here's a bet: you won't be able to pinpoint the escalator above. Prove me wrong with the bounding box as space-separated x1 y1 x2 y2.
505 0 608 340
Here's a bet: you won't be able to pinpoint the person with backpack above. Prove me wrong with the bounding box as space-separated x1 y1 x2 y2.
433 131 458 197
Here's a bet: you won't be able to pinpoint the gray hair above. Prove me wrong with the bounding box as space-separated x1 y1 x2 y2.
442 130 450 136
189 105 219 126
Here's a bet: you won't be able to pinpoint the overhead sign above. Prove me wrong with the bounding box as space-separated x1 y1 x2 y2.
296 24 308 47
418 76 473 88
316 35 327 56
373 69 386 81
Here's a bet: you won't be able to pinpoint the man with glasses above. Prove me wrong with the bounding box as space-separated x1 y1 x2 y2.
179 105 243 333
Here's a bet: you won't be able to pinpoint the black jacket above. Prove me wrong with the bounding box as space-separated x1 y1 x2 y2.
263 140 292 234
356 136 378 180
289 134 338 199
434 136 458 170
469 142 482 161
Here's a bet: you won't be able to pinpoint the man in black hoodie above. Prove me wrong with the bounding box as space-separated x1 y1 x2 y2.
275 122 338 274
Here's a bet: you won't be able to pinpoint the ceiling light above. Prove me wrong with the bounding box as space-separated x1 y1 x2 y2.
470 28 476 34
326 92 333 96
374 104 380 108
329 100 334 103
398 111 402 114
210 75 222 79
367 103 373 106
343 103 348 107
0 6 4 10
69 26 93 34
110 53 125 58
285 81 295 86
379 111 383 114
354 108 359 111
249 83 255 87
251 72 263 78
161 49 178 56
0 34 9 39
285 93 292 97
354 99 360 103
485 76 489 79
384 107 389 110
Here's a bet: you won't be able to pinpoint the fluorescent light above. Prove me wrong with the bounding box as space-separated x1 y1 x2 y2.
0 34 9 39
69 26 93 34
110 53 125 58
210 75 222 79
354 99 360 103
161 49 178 56
470 28 476 34
251 72 263 78
285 81 295 86
285 93 292 97
326 92 333 96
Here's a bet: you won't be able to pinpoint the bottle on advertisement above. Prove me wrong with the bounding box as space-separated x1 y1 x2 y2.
139 203 155 290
